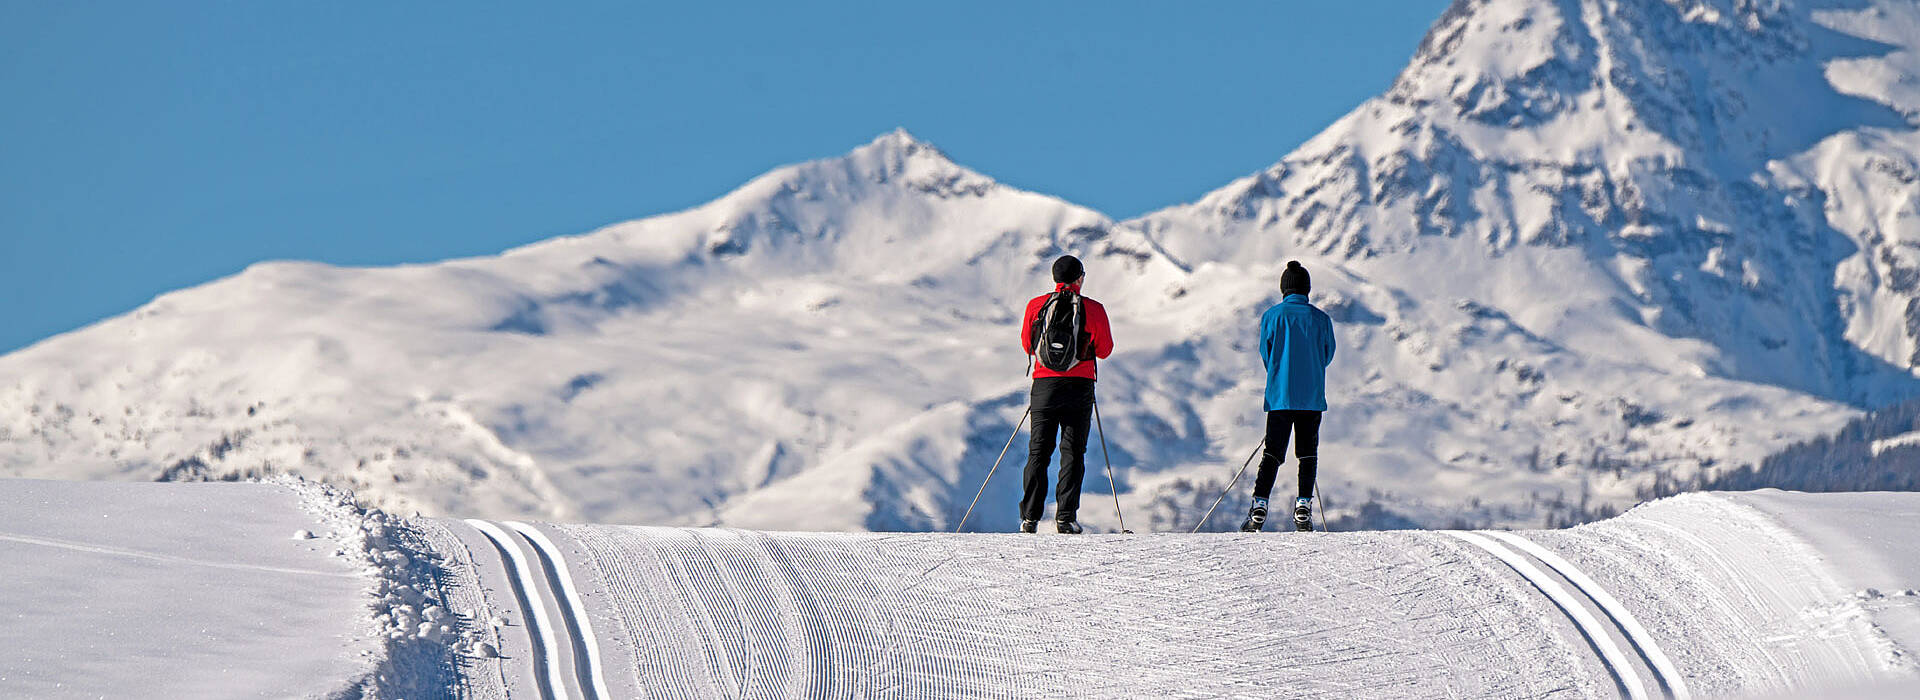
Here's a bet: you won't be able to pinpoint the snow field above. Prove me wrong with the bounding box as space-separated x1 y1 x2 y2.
0 477 457 698
423 491 1920 699
1527 492 1920 698
509 526 1600 698
4 480 1918 698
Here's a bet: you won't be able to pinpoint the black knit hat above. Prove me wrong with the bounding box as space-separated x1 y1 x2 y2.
1052 255 1084 283
1281 260 1310 295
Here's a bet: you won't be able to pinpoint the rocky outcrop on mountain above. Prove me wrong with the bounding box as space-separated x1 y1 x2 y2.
1139 0 1920 405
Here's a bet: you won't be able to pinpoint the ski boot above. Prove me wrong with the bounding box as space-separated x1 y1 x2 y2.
1055 513 1083 534
1294 497 1314 532
1020 519 1038 534
1240 497 1269 532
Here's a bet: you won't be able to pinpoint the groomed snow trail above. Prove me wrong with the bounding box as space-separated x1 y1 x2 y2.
1524 493 1919 698
546 527 1596 698
507 521 613 700
433 493 1920 699
1481 531 1690 700
463 519 611 700
1444 531 1651 699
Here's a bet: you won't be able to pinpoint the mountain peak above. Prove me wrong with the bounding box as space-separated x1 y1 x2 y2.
1137 0 1920 404
841 127 975 182
740 128 996 203
866 127 937 154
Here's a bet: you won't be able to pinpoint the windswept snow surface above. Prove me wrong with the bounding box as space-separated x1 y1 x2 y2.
0 479 392 698
1726 491 1920 662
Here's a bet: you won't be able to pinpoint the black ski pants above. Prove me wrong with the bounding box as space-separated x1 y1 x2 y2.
1253 409 1321 501
1021 377 1094 522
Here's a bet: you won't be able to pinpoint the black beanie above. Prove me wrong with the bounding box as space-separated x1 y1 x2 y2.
1281 260 1310 295
1052 255 1084 283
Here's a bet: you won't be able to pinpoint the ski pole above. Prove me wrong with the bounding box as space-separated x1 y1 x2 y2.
1314 481 1331 533
954 407 1030 533
1092 399 1131 534
1191 439 1265 533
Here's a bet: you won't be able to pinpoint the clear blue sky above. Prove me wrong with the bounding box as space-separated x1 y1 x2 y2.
0 1 1444 353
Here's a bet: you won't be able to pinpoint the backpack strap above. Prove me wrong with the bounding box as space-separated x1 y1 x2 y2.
1028 291 1056 355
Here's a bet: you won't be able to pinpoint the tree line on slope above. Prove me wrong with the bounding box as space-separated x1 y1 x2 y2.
1664 397 1920 494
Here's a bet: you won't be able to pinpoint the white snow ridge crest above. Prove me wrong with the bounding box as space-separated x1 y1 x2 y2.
4 0 1920 533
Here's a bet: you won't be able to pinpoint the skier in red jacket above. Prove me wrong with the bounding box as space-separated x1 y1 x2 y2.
1017 255 1114 533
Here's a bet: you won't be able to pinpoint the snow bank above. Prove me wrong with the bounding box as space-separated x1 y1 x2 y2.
281 476 465 698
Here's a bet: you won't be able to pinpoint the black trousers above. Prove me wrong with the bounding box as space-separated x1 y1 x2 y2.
1253 409 1322 500
1021 377 1095 522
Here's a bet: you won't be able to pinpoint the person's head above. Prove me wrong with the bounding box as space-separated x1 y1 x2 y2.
1281 260 1310 296
1052 255 1085 285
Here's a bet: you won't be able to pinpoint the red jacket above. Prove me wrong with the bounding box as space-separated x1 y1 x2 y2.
1021 282 1114 380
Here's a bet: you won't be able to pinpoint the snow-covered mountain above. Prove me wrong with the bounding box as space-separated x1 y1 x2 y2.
1141 0 1920 404
5 0 1920 531
0 131 1192 529
1133 0 1920 525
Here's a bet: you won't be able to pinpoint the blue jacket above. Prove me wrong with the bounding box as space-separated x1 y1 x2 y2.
1260 294 1336 411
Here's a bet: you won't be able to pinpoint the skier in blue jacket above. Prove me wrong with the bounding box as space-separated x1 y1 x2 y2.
1244 261 1336 532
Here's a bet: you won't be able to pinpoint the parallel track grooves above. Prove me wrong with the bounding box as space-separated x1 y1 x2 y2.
1485 531 1692 700
466 519 564 700
1445 530 1651 700
505 521 612 700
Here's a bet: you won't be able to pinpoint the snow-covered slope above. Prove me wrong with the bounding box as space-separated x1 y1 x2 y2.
10 479 1918 698
5 0 1920 531
0 478 450 698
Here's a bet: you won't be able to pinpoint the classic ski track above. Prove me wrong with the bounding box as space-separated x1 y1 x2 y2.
466 519 566 700
1444 531 1651 700
1484 531 1693 700
505 521 613 700
550 526 1583 698
451 518 1876 698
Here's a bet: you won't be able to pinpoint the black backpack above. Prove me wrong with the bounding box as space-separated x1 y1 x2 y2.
1029 290 1091 372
